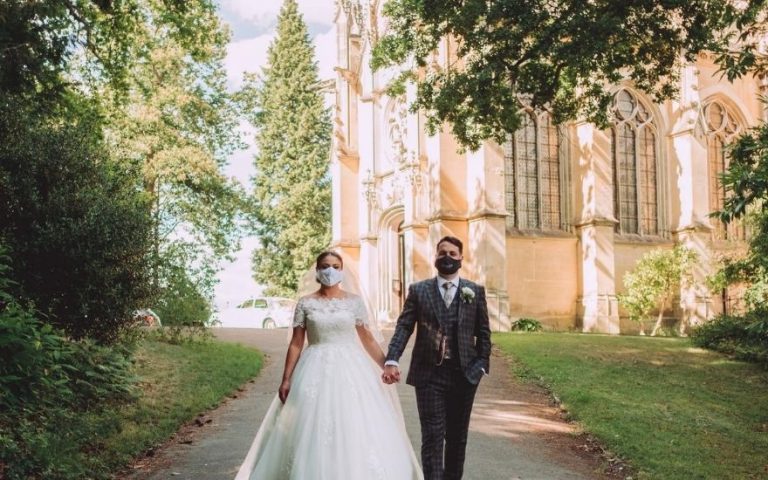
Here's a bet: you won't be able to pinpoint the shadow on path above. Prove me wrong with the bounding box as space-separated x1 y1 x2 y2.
119 329 612 480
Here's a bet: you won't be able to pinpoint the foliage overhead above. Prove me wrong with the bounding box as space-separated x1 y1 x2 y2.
709 3 768 319
0 0 224 99
102 13 246 263
371 0 738 150
245 0 332 296
714 2 768 82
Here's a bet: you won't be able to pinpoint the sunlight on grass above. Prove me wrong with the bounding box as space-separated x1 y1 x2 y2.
100 339 263 472
684 347 709 354
494 333 768 480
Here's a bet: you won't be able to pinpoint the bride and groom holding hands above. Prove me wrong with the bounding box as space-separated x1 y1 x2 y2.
236 236 492 480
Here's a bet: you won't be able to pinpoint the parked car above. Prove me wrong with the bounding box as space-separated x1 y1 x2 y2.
215 297 296 329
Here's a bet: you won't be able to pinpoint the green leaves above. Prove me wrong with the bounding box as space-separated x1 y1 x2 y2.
0 299 138 479
246 0 331 296
712 97 768 318
718 121 768 223
373 0 736 150
618 246 698 333
0 96 154 342
0 0 228 99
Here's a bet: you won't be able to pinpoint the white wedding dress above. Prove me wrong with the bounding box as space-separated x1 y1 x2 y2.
235 295 423 480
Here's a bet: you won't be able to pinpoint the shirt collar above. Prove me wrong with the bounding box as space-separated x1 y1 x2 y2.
437 275 460 289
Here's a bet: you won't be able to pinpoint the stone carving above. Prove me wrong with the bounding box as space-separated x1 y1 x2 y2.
384 97 409 165
362 169 379 210
338 0 371 43
402 152 424 192
383 171 404 208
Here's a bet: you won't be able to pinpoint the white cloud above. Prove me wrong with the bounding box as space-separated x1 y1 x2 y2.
221 0 336 28
224 33 274 89
313 27 336 82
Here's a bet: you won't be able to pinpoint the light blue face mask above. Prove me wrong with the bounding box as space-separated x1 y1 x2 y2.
316 267 344 286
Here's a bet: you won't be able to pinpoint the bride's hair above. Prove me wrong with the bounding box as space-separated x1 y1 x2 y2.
315 250 343 269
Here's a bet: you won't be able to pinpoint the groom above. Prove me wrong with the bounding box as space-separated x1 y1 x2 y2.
383 236 491 480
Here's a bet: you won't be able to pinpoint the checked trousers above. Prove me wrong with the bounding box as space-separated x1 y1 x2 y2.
415 358 478 480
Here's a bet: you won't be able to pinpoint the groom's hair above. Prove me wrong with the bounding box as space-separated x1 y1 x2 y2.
436 236 463 254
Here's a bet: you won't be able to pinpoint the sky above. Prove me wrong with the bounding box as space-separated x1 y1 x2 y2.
213 0 337 310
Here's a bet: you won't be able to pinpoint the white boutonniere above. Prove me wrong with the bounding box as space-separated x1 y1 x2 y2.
460 286 475 304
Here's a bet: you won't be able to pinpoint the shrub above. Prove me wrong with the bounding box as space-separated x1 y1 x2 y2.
691 312 768 365
153 246 213 328
148 243 215 344
0 305 139 479
0 246 138 479
511 317 543 332
0 96 154 343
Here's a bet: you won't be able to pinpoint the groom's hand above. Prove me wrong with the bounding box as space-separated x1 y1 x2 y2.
382 365 400 384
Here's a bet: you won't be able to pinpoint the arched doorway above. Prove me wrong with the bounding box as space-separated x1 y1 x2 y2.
397 221 406 310
377 208 405 323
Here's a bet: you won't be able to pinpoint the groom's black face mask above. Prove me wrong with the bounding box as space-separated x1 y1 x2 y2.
434 256 461 275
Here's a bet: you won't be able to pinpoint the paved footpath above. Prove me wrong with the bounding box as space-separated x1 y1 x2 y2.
120 329 610 480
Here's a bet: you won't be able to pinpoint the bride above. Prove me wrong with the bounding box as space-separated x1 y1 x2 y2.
235 251 423 480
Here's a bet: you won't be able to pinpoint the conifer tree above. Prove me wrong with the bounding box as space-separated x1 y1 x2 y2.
248 0 331 296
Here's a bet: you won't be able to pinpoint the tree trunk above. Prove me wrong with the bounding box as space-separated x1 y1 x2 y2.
678 303 689 336
144 172 160 292
651 297 667 336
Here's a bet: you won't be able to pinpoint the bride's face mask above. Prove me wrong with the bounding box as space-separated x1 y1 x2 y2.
316 266 344 286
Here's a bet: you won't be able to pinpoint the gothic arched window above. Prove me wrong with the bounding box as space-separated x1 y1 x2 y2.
704 100 745 241
611 89 659 236
504 109 567 231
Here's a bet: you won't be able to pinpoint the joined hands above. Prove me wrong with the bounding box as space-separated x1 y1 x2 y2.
381 365 401 384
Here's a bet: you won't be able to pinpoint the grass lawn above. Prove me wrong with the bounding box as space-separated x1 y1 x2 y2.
100 339 263 473
494 333 768 480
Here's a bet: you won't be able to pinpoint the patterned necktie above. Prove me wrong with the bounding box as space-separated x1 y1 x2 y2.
442 281 454 308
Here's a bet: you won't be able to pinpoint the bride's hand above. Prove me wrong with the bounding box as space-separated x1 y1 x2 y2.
279 379 291 403
382 365 400 384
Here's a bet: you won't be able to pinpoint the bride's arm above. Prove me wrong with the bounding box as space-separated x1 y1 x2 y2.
278 327 306 403
356 325 385 370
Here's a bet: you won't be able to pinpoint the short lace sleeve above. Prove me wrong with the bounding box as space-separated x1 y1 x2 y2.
353 296 368 327
292 298 306 328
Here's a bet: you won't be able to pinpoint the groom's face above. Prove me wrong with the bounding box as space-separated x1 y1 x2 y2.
436 241 463 262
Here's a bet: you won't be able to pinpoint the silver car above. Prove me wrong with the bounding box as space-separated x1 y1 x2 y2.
215 296 296 329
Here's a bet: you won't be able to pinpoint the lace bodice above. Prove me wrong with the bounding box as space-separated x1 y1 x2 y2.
293 295 368 346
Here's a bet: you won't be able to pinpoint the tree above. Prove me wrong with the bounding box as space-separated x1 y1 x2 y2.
0 96 154 342
152 242 214 327
618 246 698 336
708 3 768 323
1 0 248 336
245 0 332 296
0 0 224 100
371 0 737 150
102 16 246 294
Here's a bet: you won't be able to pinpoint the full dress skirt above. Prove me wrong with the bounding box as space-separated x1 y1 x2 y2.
234 296 422 480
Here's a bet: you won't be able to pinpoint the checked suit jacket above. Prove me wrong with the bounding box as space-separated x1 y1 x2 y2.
386 277 492 387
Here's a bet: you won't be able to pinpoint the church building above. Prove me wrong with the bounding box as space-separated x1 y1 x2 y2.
329 0 760 332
